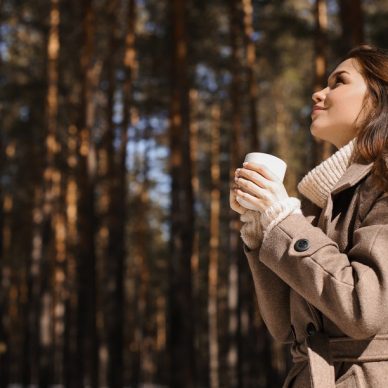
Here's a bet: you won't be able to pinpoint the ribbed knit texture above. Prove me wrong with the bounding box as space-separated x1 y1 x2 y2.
260 197 303 240
240 210 263 250
239 137 357 250
240 198 303 250
297 137 357 208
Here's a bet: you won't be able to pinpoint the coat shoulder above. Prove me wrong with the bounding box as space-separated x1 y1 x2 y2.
357 172 388 223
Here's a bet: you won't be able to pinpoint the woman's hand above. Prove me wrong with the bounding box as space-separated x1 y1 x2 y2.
234 162 290 213
230 182 247 215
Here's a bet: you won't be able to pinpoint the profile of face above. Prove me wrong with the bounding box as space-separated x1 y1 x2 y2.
310 58 370 149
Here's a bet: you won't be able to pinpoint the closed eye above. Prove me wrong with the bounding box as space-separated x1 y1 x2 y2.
332 76 344 88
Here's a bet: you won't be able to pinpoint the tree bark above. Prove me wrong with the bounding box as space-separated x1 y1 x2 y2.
338 0 364 53
76 0 99 386
228 1 244 387
118 0 136 386
208 104 221 388
313 0 334 164
168 0 195 386
242 0 260 152
40 0 63 384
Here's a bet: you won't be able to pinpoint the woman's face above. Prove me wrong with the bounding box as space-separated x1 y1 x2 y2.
310 58 370 149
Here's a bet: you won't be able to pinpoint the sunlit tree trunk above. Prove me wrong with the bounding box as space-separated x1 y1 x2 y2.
76 0 99 385
48 0 67 384
63 124 79 388
208 104 221 388
0 189 12 387
189 91 199 301
313 0 334 164
189 88 202 385
40 0 65 384
228 1 243 387
242 0 260 152
168 0 195 386
240 1 265 383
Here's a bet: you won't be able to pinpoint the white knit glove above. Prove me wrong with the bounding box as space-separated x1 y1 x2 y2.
240 197 302 250
240 210 263 251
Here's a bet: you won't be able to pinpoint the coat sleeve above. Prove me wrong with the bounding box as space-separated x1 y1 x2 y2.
242 196 321 343
243 242 293 343
258 192 388 339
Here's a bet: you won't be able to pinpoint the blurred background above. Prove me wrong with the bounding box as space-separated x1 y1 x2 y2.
0 0 387 387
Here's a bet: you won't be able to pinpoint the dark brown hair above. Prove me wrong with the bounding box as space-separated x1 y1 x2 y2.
335 44 388 192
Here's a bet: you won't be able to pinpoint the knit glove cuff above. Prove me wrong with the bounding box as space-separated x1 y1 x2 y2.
260 197 302 241
239 210 263 251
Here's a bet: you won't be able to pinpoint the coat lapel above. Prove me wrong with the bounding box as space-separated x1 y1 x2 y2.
319 162 374 232
330 162 374 196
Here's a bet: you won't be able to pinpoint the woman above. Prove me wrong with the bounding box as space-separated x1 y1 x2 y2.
229 44 388 387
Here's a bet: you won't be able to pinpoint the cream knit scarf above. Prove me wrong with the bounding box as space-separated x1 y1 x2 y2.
297 137 357 208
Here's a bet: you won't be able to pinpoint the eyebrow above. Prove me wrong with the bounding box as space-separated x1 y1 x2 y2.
327 70 350 84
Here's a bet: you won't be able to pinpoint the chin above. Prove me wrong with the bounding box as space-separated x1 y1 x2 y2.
310 124 325 139
310 126 335 145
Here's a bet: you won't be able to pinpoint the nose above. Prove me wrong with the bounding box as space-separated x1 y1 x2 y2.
312 86 328 105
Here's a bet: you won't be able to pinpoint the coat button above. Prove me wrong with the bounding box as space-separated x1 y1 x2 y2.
294 238 310 252
306 322 317 336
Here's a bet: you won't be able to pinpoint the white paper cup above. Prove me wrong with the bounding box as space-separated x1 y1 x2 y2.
236 153 287 211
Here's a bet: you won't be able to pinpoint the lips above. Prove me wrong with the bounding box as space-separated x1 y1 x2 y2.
311 106 326 116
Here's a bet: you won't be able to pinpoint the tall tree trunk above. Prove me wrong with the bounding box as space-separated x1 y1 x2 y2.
241 1 264 383
76 0 99 386
168 0 195 386
0 190 12 387
228 1 243 387
24 74 47 385
52 117 67 387
242 0 260 152
119 0 136 385
338 0 364 53
208 104 221 388
99 0 126 386
0 3 5 370
129 125 145 388
63 124 80 388
313 0 334 164
274 99 298 193
189 89 203 385
39 0 63 384
128 119 153 387
0 12 7 380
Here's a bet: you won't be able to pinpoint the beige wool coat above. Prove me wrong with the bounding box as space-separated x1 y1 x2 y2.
243 161 388 387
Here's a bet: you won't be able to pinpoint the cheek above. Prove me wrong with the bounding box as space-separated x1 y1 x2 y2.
328 90 366 123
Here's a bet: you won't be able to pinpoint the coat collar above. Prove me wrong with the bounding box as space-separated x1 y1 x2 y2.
319 161 374 240
297 138 357 208
330 162 374 196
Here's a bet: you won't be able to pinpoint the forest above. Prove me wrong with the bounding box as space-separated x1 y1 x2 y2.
0 0 387 387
